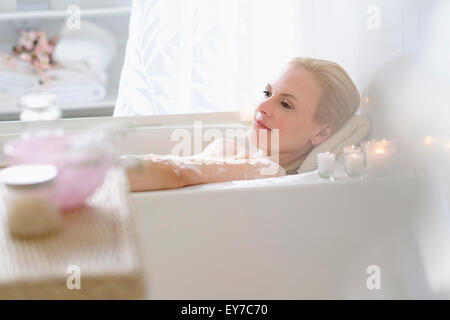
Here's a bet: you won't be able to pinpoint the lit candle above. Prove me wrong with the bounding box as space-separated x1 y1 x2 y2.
343 145 364 177
421 136 434 146
317 152 335 178
364 139 396 175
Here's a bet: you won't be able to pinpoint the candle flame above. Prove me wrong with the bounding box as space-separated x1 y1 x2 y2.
422 136 434 146
369 138 391 145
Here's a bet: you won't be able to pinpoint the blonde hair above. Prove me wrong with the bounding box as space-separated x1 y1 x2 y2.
289 57 360 132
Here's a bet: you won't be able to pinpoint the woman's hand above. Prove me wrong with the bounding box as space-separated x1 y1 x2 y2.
125 154 186 192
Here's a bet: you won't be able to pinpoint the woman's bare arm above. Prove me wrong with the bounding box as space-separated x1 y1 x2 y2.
125 153 285 192
124 137 284 192
180 156 285 187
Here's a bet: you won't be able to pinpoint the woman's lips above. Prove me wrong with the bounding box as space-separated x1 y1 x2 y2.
253 119 271 131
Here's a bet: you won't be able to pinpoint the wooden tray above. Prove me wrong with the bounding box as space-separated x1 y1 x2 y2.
0 168 146 299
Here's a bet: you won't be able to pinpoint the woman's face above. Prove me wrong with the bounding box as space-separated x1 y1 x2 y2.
249 64 330 156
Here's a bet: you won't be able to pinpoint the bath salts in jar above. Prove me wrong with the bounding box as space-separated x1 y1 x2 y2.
0 164 61 238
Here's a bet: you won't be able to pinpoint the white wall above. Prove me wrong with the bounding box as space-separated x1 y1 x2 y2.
289 0 450 297
292 0 437 112
359 0 450 297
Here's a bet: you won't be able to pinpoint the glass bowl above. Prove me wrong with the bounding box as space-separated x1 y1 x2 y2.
3 133 113 211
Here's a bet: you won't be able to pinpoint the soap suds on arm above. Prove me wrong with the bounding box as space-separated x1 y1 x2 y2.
180 157 285 187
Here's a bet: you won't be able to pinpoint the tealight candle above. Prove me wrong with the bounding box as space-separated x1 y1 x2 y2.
317 152 335 178
343 145 364 177
364 139 396 175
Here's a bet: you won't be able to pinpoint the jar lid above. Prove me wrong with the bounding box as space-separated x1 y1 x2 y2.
0 164 58 188
19 93 56 109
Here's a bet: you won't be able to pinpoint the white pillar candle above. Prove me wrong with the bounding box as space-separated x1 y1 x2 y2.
343 145 365 177
364 139 396 175
317 152 335 178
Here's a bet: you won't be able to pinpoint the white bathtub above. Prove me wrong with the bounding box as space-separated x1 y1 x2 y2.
0 114 430 299
131 171 427 299
108 119 427 299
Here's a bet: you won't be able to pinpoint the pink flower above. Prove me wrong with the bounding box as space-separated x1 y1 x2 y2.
32 60 44 75
1 54 17 70
19 52 31 62
32 54 50 75
35 44 53 58
19 30 38 51
13 29 56 85
37 32 54 54
35 51 50 66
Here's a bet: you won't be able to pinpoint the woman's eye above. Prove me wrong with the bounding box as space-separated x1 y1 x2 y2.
263 90 271 97
281 101 292 109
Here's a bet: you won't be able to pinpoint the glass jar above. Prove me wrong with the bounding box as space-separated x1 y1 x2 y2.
0 164 61 238
19 92 63 139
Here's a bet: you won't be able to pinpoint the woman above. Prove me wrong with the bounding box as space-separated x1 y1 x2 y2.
126 57 360 191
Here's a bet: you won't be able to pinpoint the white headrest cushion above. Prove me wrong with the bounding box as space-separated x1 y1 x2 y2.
297 114 371 173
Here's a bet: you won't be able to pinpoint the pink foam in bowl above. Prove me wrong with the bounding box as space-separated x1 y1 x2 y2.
3 134 112 211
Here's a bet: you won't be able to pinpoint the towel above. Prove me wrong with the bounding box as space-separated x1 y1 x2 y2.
0 58 40 91
46 86 106 105
0 20 115 107
45 68 107 104
53 20 117 76
0 55 106 106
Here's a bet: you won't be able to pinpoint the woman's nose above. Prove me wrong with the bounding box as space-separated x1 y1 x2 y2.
256 99 274 117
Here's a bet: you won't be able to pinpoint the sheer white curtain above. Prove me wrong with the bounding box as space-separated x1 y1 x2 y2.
114 0 429 116
114 0 296 116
